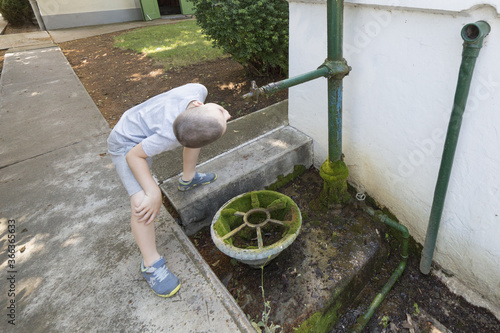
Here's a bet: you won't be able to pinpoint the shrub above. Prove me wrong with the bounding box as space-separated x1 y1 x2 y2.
191 0 289 76
0 0 34 26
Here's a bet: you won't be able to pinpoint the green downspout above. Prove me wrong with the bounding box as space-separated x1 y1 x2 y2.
320 0 351 206
419 21 491 275
351 207 409 333
243 0 351 206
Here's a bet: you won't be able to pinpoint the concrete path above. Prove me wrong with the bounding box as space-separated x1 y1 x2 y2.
0 22 254 332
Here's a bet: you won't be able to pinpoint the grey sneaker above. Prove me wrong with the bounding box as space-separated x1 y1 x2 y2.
141 257 181 297
178 172 217 191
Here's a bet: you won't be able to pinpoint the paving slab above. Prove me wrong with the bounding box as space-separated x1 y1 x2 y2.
0 31 52 51
0 45 254 332
0 135 253 333
0 47 109 168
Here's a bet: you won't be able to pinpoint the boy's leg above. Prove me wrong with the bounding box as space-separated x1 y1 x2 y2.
178 147 218 191
131 190 181 297
181 147 201 181
130 190 161 267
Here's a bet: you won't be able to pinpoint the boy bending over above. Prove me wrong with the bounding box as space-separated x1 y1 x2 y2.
107 83 231 297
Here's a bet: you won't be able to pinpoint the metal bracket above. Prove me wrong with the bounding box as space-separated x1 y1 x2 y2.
318 58 351 80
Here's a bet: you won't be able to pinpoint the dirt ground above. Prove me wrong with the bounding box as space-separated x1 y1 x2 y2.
191 167 500 333
59 29 287 128
2 22 499 333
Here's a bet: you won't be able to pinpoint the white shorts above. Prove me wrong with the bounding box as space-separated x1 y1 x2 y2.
108 132 152 197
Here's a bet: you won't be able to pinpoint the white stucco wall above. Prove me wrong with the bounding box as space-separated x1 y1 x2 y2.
37 0 138 15
288 0 500 315
35 0 142 29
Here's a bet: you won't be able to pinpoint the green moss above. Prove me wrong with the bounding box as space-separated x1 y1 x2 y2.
266 165 307 191
295 302 342 333
212 190 302 248
308 197 328 213
319 160 350 207
251 192 260 209
266 198 287 211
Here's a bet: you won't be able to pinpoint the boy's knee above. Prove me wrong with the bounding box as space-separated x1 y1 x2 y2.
130 190 145 210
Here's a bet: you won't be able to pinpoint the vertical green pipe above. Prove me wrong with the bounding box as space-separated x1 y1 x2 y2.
319 0 351 206
243 0 351 205
420 21 491 274
327 0 344 163
328 79 343 162
328 0 343 60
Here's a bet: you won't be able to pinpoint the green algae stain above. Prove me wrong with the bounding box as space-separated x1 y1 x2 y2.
266 165 307 191
295 301 342 333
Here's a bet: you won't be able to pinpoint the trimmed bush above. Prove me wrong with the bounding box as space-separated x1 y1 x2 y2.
191 0 289 76
0 0 34 26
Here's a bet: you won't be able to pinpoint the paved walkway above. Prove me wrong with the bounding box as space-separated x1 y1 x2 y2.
0 20 254 332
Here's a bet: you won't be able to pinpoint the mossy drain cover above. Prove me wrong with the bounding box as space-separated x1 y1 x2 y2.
211 190 302 268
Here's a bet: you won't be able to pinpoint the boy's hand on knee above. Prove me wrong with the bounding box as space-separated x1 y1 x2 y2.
134 187 162 225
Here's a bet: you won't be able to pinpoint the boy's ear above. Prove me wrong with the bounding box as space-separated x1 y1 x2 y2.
191 100 204 107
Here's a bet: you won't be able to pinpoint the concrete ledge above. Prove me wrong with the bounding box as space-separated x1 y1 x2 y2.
161 126 313 235
152 100 289 183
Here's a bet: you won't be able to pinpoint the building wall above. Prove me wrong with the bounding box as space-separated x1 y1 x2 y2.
288 0 500 315
36 0 142 29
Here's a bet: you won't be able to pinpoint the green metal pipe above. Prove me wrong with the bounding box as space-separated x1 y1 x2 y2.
243 0 350 164
242 66 331 100
328 79 344 162
327 0 343 60
351 261 407 333
419 21 491 275
326 0 347 163
352 207 410 333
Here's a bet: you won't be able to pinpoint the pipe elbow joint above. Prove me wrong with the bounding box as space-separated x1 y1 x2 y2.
319 58 351 80
461 21 491 48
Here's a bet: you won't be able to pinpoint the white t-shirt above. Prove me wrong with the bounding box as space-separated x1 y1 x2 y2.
109 83 207 157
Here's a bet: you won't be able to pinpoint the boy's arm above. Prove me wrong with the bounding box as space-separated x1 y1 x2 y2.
126 143 162 225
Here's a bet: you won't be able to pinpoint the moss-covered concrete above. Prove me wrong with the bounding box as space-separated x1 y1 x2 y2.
266 165 307 191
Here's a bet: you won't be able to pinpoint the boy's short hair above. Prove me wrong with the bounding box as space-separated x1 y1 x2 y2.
173 105 225 148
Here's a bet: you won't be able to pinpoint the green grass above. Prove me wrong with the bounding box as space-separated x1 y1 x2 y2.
114 20 227 70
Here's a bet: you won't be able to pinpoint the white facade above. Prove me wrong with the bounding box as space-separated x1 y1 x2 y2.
288 0 500 316
35 0 143 29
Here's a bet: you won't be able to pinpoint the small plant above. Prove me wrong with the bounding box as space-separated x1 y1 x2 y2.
413 302 420 315
380 315 390 328
249 260 282 333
